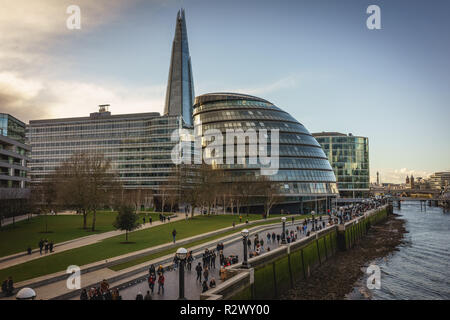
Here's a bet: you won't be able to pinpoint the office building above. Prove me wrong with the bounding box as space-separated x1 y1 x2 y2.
313 132 369 198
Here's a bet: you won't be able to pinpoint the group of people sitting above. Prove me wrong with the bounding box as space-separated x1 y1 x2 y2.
80 279 122 300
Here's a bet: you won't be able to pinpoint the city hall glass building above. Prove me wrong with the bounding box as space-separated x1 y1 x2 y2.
194 93 339 213
313 132 369 198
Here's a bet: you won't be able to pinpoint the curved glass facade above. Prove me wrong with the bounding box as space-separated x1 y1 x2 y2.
193 93 339 201
313 132 369 198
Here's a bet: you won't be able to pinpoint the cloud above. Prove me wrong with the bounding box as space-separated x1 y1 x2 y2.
0 0 156 122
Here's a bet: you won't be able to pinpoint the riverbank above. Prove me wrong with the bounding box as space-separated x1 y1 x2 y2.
281 213 407 300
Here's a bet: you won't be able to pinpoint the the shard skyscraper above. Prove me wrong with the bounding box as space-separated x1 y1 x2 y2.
164 9 195 127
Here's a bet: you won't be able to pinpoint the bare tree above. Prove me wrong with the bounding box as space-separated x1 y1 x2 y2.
256 176 283 218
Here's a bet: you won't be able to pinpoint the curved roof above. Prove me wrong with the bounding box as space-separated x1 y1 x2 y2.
194 92 273 107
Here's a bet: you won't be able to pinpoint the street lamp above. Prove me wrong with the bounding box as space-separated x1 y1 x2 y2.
311 210 315 229
281 217 287 244
176 247 187 300
241 229 249 268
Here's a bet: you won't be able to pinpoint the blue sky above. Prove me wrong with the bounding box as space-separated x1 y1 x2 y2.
0 0 449 183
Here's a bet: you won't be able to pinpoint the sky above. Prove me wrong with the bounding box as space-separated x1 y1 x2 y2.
0 0 449 183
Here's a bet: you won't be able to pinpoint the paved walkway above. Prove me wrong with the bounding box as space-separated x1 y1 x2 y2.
0 213 185 270
0 214 37 227
89 219 327 300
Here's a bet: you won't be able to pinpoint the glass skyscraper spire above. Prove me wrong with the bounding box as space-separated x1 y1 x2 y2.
164 9 195 127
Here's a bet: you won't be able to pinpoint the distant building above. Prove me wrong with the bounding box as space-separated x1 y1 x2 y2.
428 171 450 191
0 113 31 210
313 132 369 198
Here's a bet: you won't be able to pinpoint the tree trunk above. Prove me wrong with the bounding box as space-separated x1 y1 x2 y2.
83 209 87 229
91 209 96 231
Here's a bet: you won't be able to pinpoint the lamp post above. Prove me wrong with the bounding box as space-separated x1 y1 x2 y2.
311 210 315 230
176 247 187 300
281 217 287 244
241 229 249 268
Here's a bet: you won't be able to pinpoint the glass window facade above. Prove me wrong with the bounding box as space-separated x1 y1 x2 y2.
27 111 181 191
193 93 339 199
313 133 369 198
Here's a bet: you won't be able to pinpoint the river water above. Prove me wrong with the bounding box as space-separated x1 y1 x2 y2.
349 201 450 300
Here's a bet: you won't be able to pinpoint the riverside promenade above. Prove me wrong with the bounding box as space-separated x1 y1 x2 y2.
0 214 304 300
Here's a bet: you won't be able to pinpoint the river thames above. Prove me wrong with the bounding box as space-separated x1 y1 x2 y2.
350 201 450 300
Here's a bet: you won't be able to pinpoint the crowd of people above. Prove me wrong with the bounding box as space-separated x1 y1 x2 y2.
78 199 386 301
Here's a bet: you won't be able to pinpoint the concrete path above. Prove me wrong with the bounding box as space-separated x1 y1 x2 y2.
0 213 184 270
0 214 37 227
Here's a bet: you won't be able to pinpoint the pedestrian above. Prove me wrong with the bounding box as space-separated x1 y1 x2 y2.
157 264 164 274
44 240 49 254
195 263 203 283
276 234 280 243
203 266 209 282
272 232 276 242
149 216 152 225
168 216 171 222
49 241 54 253
135 291 144 300
27 246 32 255
239 215 242 223
232 221 235 228
267 233 271 243
38 239 43 255
149 264 155 275
292 216 295 225
187 251 193 271
210 250 216 269
172 229 177 243
80 289 88 300
202 280 209 293
173 255 179 271
143 217 146 225
148 273 156 294
157 273 165 294
144 290 152 300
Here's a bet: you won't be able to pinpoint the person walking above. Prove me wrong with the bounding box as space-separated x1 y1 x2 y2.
135 291 144 300
148 273 156 294
195 263 203 283
144 290 152 300
210 250 216 269
172 229 177 243
143 217 146 225
267 233 271 243
149 216 152 225
44 240 49 254
38 239 43 255
49 241 54 253
157 273 165 294
203 266 209 282
187 251 193 271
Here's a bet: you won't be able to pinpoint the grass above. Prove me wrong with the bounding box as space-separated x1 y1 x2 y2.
0 211 171 258
0 213 266 283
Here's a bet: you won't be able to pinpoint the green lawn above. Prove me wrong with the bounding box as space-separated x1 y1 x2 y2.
0 214 265 283
0 211 171 258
